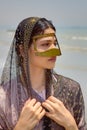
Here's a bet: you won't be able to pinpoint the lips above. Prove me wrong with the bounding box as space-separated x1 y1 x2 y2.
48 56 56 62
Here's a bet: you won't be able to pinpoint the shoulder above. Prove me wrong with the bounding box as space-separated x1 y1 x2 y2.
53 72 81 94
53 72 84 113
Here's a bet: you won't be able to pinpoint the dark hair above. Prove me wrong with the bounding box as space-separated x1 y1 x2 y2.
15 17 56 52
29 18 56 47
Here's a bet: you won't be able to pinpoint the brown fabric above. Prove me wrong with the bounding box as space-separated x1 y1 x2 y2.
0 73 87 130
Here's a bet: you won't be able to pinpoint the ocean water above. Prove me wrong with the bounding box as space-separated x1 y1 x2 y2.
0 27 87 121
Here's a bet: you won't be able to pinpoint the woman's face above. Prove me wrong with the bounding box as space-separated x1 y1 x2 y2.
28 28 57 70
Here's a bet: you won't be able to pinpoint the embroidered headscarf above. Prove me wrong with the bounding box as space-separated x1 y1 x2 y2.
1 17 61 98
0 17 61 130
1 17 41 96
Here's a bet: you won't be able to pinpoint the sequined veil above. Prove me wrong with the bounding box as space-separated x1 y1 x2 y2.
1 17 41 96
0 17 58 130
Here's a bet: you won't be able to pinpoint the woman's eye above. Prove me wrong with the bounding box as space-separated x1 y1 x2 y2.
41 43 50 46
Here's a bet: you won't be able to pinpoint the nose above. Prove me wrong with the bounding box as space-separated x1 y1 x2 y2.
50 43 56 49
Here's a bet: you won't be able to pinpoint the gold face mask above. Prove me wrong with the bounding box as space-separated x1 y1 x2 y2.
33 33 61 57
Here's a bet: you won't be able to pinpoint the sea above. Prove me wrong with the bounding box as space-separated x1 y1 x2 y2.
0 26 87 121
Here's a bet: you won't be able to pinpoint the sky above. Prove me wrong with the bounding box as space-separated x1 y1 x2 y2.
0 0 87 29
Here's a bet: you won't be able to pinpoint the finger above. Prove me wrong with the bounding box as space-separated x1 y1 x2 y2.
37 106 43 113
48 96 62 104
34 106 43 114
30 109 46 127
45 111 52 118
22 99 36 113
44 98 64 112
39 109 46 120
42 102 54 113
21 98 31 113
33 102 41 110
32 107 45 121
28 98 37 106
45 99 56 109
24 98 31 105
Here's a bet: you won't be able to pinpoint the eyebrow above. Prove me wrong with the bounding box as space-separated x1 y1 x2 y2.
39 38 57 43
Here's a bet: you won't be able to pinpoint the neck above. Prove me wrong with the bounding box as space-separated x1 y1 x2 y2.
29 66 46 92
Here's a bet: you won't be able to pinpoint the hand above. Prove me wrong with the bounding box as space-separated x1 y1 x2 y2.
42 96 78 130
14 98 45 130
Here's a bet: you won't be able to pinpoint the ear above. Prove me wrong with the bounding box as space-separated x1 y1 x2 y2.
19 44 24 57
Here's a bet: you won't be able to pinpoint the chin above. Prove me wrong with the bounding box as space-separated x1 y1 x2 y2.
46 65 55 69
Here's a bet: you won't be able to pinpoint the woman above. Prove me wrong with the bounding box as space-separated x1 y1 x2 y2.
0 17 87 130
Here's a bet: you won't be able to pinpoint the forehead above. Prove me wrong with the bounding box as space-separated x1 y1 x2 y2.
33 33 56 42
